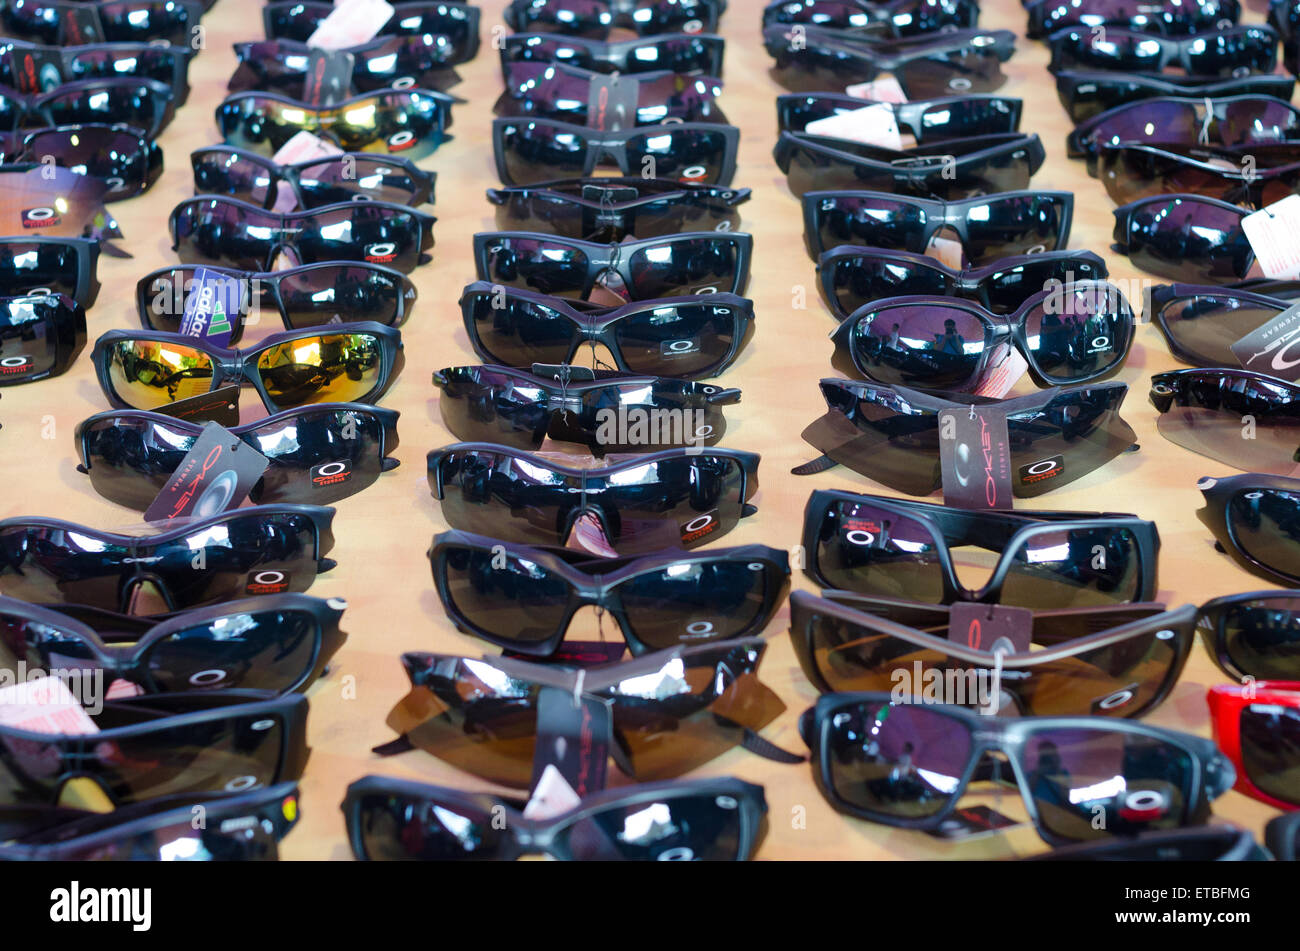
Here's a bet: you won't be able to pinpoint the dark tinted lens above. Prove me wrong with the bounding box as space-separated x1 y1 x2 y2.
915 96 1018 142
1001 527 1143 607
464 292 578 365
480 236 590 298
1227 488 1300 580
626 239 740 298
498 120 588 185
812 195 928 256
433 448 574 547
355 793 505 860
145 609 319 692
440 545 571 645
1159 293 1280 365
66 46 184 86
826 253 949 319
0 296 58 379
1218 597 1300 679
1024 284 1130 382
813 500 945 600
625 128 732 185
613 301 739 377
964 195 1069 263
893 46 1004 99
138 269 250 334
598 454 747 554
1006 388 1132 496
1120 197 1251 282
296 158 425 206
278 265 406 327
0 241 83 298
984 257 1108 314
41 82 164 134
847 303 987 388
81 415 197 510
561 793 744 860
1155 373 1300 475
1240 704 1300 805
1 0 62 43
246 408 388 504
437 369 550 449
295 205 422 272
173 200 274 270
1015 628 1182 717
193 151 278 206
1086 102 1198 154
25 128 149 197
98 0 196 43
619 560 775 650
0 525 129 608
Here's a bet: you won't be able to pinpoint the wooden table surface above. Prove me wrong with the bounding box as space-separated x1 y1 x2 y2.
3 0 1291 859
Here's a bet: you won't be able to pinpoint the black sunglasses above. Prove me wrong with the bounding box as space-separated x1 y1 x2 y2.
1198 472 1300 586
497 62 726 127
433 364 740 454
762 0 978 34
1030 825 1270 861
800 693 1234 846
774 131 1045 201
0 782 301 860
343 775 766 862
75 403 401 509
0 123 161 200
1028 0 1240 39
0 40 192 101
1053 69 1296 124
763 25 1016 97
499 31 726 76
428 529 789 656
459 281 755 379
818 247 1108 321
1112 193 1252 284
486 177 749 241
92 323 403 416
191 146 435 210
503 0 724 37
0 292 85 384
802 189 1075 264
0 75 176 137
1196 588 1300 683
427 443 759 555
801 488 1161 605
789 589 1194 718
217 88 454 160
493 116 740 186
1096 141 1300 208
775 92 1023 144
169 195 435 273
1151 369 1300 477
1268 810 1300 860
137 262 417 343
800 379 1139 495
830 280 1135 391
1047 23 1278 75
263 0 480 63
0 593 346 695
0 0 203 46
0 235 99 306
1147 282 1294 366
228 36 461 98
472 230 751 301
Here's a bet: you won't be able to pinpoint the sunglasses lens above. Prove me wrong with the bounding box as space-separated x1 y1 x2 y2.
247 408 389 504
0 296 60 378
498 120 588 185
0 526 129 607
626 238 740 298
81 414 197 509
916 97 1017 141
299 206 423 272
465 291 578 370
964 195 1068 264
440 544 571 646
438 369 550 450
193 151 278 206
432 448 571 546
172 200 271 270
353 792 505 860
826 254 947 318
279 266 408 328
26 128 148 197
1217 597 1300 679
1002 527 1144 607
67 46 184 87
0 241 83 298
481 236 590 298
620 560 777 650
814 500 945 601
105 339 214 409
1024 285 1129 382
1120 197 1250 282
1019 630 1183 717
894 47 1003 99
1155 373 1300 475
255 332 383 407
615 302 739 376
98 0 196 43
43 82 164 134
1240 704 1300 805
1087 102 1197 153
812 195 927 256
561 792 745 860
984 256 1108 314
1227 488 1300 579
848 304 987 388
626 128 731 185
825 700 970 819
145 609 319 693
1158 293 1277 366
296 158 424 207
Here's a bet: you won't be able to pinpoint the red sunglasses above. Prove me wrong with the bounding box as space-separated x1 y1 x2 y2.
1207 682 1300 811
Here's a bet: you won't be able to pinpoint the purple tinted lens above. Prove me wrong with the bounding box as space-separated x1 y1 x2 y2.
1087 101 1199 152
1124 197 1251 282
848 304 987 389
173 201 276 269
499 121 589 185
482 237 590 297
193 152 278 206
1220 100 1300 145
814 196 928 256
67 46 181 86
814 500 944 600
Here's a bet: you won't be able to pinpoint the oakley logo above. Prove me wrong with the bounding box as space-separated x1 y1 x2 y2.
1096 688 1134 709
948 77 972 91
188 669 228 686
121 556 163 564
0 355 32 372
224 775 259 792
387 130 416 151
21 207 60 228
391 76 416 89
657 847 696 860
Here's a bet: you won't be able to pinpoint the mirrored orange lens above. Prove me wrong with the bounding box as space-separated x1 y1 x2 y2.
255 332 381 406
107 340 215 408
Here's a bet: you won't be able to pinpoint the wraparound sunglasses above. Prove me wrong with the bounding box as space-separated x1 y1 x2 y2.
497 62 727 127
1198 472 1300 586
262 0 481 63
229 36 461 97
0 0 203 46
1028 0 1240 38
1053 68 1295 124
0 124 162 200
775 92 1023 143
1111 193 1252 284
0 235 99 306
0 75 176 137
503 0 724 37
762 0 978 35
0 292 85 384
0 40 193 101
499 31 726 76
1047 22 1278 75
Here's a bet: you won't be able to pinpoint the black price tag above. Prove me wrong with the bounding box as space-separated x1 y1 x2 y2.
301 49 356 107
530 362 595 382
938 406 1012 509
1230 300 1300 380
530 685 611 799
947 602 1033 655
143 422 269 524
155 385 242 427
927 805 1021 841
586 74 639 132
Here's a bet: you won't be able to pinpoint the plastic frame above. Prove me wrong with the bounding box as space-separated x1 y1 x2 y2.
503 0 725 38
1028 0 1239 38
4 123 163 200
1068 94 1300 159
1053 69 1295 124
762 0 978 35
1197 472 1300 585
1208 680 1300 810
0 0 203 47
0 75 176 138
1047 23 1279 76
0 235 100 308
1111 192 1251 281
775 92 1023 141
262 0 482 63
230 35 460 96
0 292 85 385
499 31 726 77
1147 283 1288 366
1196 588 1300 681
0 40 194 102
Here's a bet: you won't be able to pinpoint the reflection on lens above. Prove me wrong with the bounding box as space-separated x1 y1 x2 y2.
1221 598 1300 679
255 332 381 407
1228 489 1300 580
107 340 214 408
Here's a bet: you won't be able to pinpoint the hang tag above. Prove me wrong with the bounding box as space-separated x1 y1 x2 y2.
938 406 1012 509
971 342 1029 398
306 0 394 50
586 73 639 132
271 130 344 166
1241 194 1300 280
503 641 628 667
142 422 269 524
301 49 356 108
523 764 584 820
0 675 97 734
846 76 907 103
4 48 65 94
531 362 595 382
927 805 1020 841
177 268 243 350
155 385 242 427
1230 299 1300 380
806 104 902 150
57 5 104 45
947 602 1033 655
529 685 611 799
581 184 639 203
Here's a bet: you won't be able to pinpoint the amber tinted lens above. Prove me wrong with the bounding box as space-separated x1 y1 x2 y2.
254 332 382 407
105 340 214 408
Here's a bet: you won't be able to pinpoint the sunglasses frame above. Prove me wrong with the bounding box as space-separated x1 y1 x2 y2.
1112 192 1252 282
1047 22 1279 75
0 291 86 384
261 0 481 62
5 122 163 200
499 31 727 77
1147 283 1287 366
0 74 176 137
1208 680 1300 810
1197 588 1300 682
775 92 1024 142
1198 472 1300 585
503 0 725 37
1028 0 1241 38
1068 94 1300 160
1053 68 1296 124
0 235 99 307
0 0 204 46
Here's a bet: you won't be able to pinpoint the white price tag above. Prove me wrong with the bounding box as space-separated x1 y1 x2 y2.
1241 194 1300 279
973 342 1030 398
806 103 902 150
307 0 394 50
846 76 907 104
271 130 344 166
523 764 583 820
0 675 98 734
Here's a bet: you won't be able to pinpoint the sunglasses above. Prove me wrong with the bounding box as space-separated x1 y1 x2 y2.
76 403 400 508
486 177 749 241
0 292 85 384
217 89 453 160
1268 810 1300 859
789 590 1194 717
1030 825 1269 861
433 364 739 454
818 247 1108 321
0 163 123 250
473 231 751 301
802 189 1075 264
1028 0 1241 38
1097 142 1300 208
169 196 434 273
0 123 161 200
0 235 99 306
427 443 759 555
0 0 203 45
1150 368 1300 476
1112 193 1253 283
0 782 300 860
0 593 346 696
776 92 1024 144
762 0 978 34
499 31 726 76
385 637 788 788
774 131 1046 201
1054 69 1296 124
801 693 1234 845
459 281 755 378
1197 472 1300 586
804 379 1138 495
0 76 176 137
830 280 1135 391
503 0 724 37
1197 589 1300 682
92 323 403 416
229 36 461 98
191 146 435 211
0 40 192 101
1209 681 1300 810
492 117 740 186
801 488 1161 605
344 775 766 862
263 0 481 63
137 262 416 343
497 62 726 127
429 530 790 657
1048 23 1278 75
